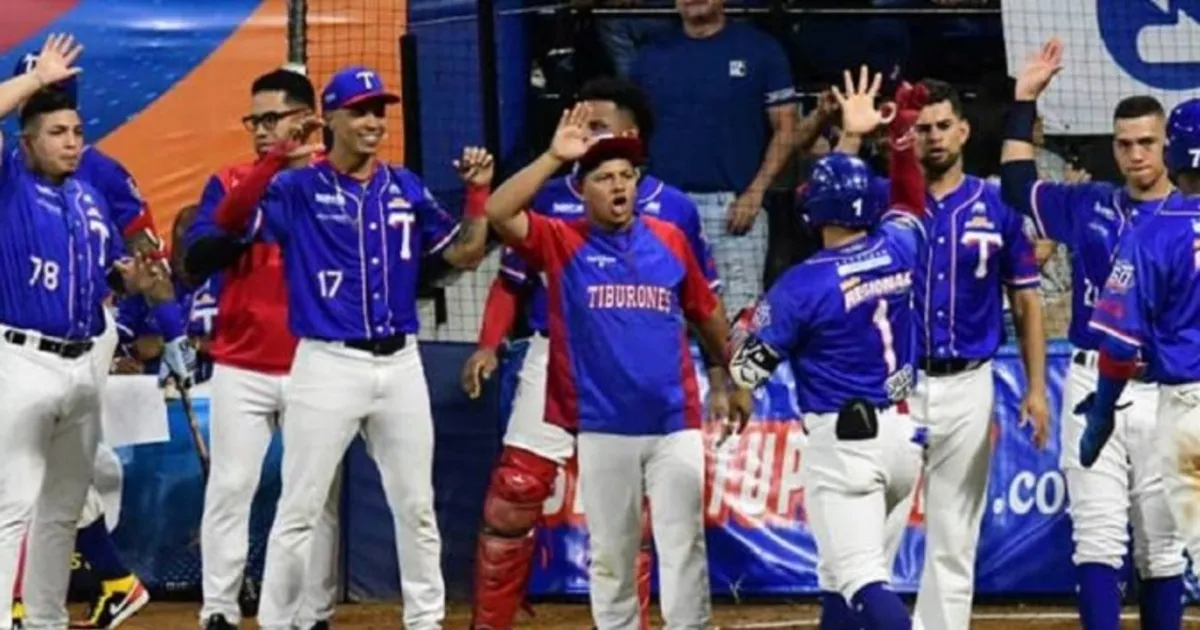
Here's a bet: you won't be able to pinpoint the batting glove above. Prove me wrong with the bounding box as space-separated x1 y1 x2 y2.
1074 393 1129 468
159 336 197 391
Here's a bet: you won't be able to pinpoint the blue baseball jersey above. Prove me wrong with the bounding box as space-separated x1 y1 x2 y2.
753 209 924 413
505 213 719 435
498 174 719 333
1018 180 1168 350
8 145 147 236
905 176 1039 360
1089 194 1200 385
0 148 124 339
257 161 458 340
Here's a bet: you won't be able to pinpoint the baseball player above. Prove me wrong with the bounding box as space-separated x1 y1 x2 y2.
999 39 1186 628
183 68 339 630
1082 97 1200 588
0 35 187 630
208 65 491 629
460 76 720 630
484 102 746 630
731 71 929 630
863 78 1049 630
6 44 181 630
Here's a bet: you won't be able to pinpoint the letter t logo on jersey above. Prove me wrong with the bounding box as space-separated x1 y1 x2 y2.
961 232 1002 279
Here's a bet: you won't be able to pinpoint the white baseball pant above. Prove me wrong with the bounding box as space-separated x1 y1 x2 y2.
258 338 443 630
1060 351 1184 577
577 429 710 629
199 363 340 628
881 362 994 630
0 327 103 630
77 309 122 531
804 406 923 602
1156 382 1200 562
503 335 573 463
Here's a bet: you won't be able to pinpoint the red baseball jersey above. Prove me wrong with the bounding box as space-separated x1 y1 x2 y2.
187 162 296 373
504 212 719 435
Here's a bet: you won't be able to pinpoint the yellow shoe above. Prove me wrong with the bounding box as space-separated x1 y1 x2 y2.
69 575 150 629
12 598 24 630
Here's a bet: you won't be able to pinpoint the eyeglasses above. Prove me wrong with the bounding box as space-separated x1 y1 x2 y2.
241 108 308 132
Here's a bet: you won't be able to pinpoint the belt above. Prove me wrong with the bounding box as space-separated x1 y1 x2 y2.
3 329 93 359
920 357 985 377
343 335 408 357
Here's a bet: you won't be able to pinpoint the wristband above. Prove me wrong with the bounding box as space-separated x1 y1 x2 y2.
150 301 186 341
1005 100 1038 143
465 184 489 220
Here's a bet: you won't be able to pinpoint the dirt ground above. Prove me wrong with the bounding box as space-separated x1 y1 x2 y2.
84 601 1200 629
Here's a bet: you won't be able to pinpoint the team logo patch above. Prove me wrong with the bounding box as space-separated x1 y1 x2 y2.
1106 259 1134 292
965 216 994 230
729 60 747 77
752 301 771 330
387 197 411 209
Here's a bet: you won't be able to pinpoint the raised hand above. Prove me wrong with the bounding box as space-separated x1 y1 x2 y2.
454 146 496 187
32 34 84 87
548 103 598 162
831 66 888 137
889 81 930 150
1015 37 1064 101
285 116 325 162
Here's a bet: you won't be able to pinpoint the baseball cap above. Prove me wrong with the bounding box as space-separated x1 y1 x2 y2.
574 134 645 179
321 65 399 111
12 51 78 103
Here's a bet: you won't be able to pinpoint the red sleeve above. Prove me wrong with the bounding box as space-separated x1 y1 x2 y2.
214 147 290 233
477 276 519 350
648 219 718 323
888 139 924 219
122 211 157 240
503 212 559 271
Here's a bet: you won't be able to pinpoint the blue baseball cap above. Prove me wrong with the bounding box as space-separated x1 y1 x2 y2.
1167 97 1200 173
321 66 399 111
12 51 78 103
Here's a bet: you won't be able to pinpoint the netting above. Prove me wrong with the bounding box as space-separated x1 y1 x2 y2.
293 0 1191 343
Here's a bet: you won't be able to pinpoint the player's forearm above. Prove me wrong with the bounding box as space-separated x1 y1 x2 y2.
0 73 43 121
834 131 864 156
793 107 832 157
443 185 490 269
1001 100 1037 164
1010 288 1047 392
213 148 290 233
478 277 520 351
485 151 561 241
888 134 925 218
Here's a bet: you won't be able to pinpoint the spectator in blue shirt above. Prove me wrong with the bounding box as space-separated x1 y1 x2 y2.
631 0 798 313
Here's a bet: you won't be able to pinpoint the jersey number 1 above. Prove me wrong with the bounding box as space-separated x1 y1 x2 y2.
873 299 897 373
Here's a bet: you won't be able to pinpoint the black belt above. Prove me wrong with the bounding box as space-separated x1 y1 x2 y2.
343 335 408 356
3 330 93 359
920 357 985 377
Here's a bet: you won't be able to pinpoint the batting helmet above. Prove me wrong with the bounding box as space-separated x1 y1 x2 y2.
1166 97 1200 173
801 153 875 229
12 51 78 103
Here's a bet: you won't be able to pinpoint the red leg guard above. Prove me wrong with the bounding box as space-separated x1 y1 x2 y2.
471 447 559 630
636 503 653 630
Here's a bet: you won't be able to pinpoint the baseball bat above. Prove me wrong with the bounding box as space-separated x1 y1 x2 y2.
178 385 210 481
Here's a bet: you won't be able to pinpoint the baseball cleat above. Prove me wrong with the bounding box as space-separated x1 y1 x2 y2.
69 574 149 629
12 598 24 629
204 614 237 630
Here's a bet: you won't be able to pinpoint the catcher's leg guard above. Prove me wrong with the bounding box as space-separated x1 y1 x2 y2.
636 505 652 630
471 447 559 630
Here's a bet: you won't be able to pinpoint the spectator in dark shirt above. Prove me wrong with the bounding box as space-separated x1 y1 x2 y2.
631 0 798 313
